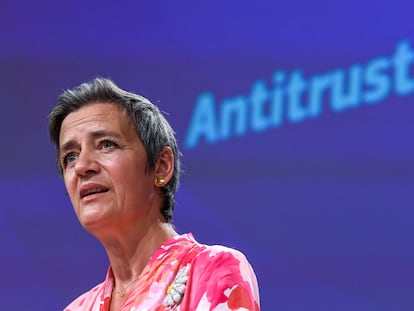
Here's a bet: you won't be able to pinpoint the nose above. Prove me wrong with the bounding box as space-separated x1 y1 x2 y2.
74 150 100 177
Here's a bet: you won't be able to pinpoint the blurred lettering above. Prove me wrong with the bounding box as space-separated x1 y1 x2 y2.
185 40 414 149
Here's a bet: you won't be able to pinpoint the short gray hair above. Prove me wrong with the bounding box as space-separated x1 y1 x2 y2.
48 78 181 222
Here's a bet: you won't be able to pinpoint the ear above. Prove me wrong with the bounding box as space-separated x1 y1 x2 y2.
154 146 174 187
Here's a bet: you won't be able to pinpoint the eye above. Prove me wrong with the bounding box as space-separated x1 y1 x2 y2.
100 139 116 149
63 152 78 166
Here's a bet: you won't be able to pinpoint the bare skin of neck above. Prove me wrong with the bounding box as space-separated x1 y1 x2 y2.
90 208 178 311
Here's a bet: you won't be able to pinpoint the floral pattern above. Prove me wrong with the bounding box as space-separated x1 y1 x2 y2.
64 234 260 311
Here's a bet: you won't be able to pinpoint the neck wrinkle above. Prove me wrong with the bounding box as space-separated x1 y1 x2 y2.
105 221 178 288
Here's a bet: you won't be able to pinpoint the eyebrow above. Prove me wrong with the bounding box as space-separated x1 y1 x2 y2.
59 130 122 154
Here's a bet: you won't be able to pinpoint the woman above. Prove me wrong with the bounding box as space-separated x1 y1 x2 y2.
48 78 260 311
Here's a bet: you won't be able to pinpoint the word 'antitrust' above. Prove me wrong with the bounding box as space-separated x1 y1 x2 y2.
185 40 414 149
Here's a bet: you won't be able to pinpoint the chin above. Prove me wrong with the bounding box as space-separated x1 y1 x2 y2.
79 211 107 231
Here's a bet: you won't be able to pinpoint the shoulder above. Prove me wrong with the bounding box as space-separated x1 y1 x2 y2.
187 243 260 310
64 282 104 311
193 243 256 277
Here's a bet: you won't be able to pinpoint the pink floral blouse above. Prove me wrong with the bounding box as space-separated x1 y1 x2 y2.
64 233 260 310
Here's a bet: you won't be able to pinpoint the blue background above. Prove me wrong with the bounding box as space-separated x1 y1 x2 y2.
1 1 414 310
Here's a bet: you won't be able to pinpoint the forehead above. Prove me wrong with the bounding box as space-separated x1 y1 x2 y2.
59 102 133 143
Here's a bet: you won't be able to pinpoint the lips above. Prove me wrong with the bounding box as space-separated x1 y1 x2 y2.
79 183 109 199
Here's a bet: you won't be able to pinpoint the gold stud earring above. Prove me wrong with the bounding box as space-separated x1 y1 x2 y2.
155 176 165 185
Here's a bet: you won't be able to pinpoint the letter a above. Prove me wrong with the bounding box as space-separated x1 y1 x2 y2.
184 93 218 149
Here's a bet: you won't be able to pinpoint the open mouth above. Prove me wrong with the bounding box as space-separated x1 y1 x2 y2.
80 185 109 199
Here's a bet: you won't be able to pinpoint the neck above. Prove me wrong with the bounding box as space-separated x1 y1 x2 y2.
102 220 178 288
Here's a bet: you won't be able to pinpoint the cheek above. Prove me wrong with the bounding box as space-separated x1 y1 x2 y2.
112 164 153 198
63 173 77 198
109 155 147 182
63 176 81 215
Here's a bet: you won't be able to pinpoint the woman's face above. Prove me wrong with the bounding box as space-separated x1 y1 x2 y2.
59 102 158 233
